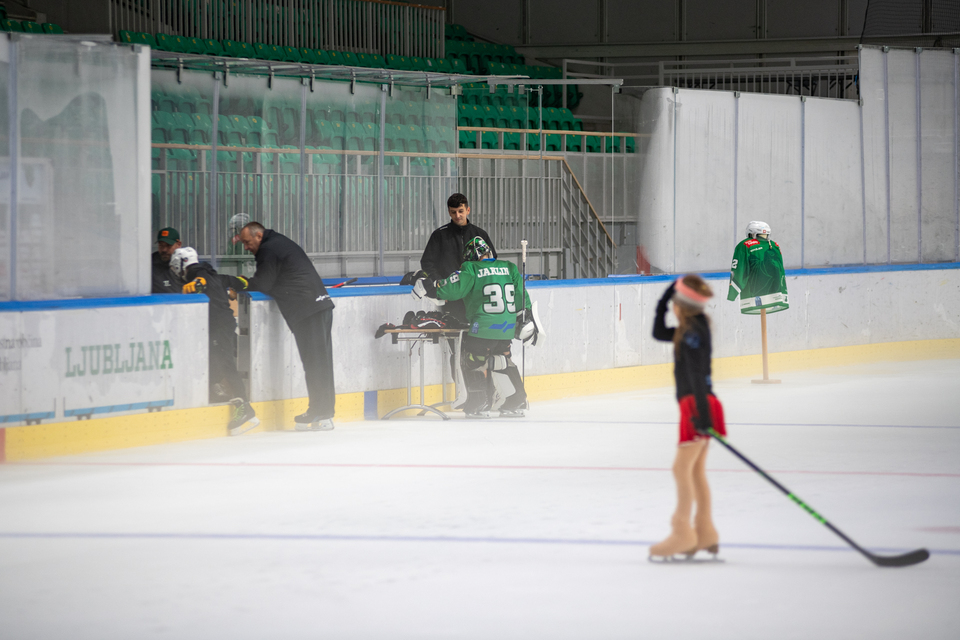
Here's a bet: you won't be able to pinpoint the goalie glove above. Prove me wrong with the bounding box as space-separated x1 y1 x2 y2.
400 270 428 286
411 277 438 301
182 276 207 294
514 302 544 345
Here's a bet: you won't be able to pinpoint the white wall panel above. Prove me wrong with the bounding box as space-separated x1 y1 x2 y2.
886 49 921 263
803 98 865 266
919 53 959 263
858 47 891 264
636 88 675 274
674 90 737 273
736 93 803 266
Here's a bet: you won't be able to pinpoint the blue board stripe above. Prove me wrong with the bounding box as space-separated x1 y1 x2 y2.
2 263 956 309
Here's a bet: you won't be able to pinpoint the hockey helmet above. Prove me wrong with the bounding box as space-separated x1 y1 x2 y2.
746 220 772 239
463 236 491 262
170 247 199 279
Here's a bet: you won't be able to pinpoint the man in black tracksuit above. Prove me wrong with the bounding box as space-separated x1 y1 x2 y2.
420 193 497 323
231 222 336 430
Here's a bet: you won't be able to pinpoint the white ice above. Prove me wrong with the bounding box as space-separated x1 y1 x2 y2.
1 359 959 639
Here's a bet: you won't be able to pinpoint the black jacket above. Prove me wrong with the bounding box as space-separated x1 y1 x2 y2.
653 296 713 430
151 251 182 293
230 229 334 326
184 262 236 338
420 220 497 281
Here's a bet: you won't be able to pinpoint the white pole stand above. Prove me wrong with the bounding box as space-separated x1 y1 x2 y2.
752 308 781 384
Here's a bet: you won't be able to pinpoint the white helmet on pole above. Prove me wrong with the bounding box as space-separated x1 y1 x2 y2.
170 247 199 279
745 221 772 239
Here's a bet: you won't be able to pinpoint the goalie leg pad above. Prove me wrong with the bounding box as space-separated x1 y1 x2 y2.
460 348 491 414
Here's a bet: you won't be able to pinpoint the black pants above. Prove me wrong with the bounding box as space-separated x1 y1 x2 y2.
210 326 246 402
290 308 336 419
461 335 526 413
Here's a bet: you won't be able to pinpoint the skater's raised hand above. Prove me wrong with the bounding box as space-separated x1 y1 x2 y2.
657 281 677 308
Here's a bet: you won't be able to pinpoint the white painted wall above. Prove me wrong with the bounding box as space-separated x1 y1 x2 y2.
0 298 208 424
2 267 957 425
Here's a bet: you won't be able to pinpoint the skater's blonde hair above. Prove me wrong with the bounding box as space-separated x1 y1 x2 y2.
672 274 713 353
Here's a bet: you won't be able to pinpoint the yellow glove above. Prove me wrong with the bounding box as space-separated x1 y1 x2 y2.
236 276 248 290
182 276 206 294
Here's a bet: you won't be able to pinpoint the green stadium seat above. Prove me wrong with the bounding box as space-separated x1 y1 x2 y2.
360 122 379 152
1 19 23 32
586 135 603 153
222 40 253 58
314 50 332 65
156 92 178 113
385 54 412 70
135 32 158 48
479 105 496 128
298 48 320 65
253 42 283 62
565 132 583 152
458 129 477 149
434 125 455 154
340 51 359 67
282 46 305 63
21 21 44 34
344 122 364 151
189 113 213 143
169 113 194 144
326 50 345 66
119 30 137 44
358 102 379 124
153 33 176 51
327 120 345 149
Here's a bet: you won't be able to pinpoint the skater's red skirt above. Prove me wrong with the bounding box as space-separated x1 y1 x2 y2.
677 394 726 444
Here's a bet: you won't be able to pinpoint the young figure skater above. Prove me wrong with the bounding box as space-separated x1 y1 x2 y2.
650 274 726 561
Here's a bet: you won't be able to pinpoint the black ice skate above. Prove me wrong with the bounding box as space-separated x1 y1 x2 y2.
295 409 334 431
228 399 260 436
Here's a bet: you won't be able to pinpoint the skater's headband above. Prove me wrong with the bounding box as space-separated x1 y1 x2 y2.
673 278 711 310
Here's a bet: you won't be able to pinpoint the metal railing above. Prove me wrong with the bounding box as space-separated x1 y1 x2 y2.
111 0 445 58
563 55 860 100
152 142 617 279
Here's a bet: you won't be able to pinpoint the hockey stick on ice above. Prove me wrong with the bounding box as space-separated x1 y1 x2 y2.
707 428 930 568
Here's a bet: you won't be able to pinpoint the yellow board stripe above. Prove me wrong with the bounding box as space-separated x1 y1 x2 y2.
4 338 958 461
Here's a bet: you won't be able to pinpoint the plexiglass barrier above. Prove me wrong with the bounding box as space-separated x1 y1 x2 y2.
151 68 458 276
1 35 150 300
635 46 959 274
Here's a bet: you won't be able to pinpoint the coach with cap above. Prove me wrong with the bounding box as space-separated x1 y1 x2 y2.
152 227 183 293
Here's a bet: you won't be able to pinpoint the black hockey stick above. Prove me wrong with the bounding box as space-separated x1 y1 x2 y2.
708 428 929 568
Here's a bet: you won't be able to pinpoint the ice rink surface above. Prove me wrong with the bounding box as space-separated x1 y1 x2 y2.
2 359 959 639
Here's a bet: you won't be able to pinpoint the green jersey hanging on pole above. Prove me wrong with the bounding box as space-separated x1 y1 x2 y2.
727 225 789 315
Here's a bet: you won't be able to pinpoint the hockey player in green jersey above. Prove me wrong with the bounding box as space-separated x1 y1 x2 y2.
727 220 789 314
415 237 533 418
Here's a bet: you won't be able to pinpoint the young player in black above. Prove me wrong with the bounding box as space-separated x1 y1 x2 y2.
170 247 259 437
649 274 726 561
